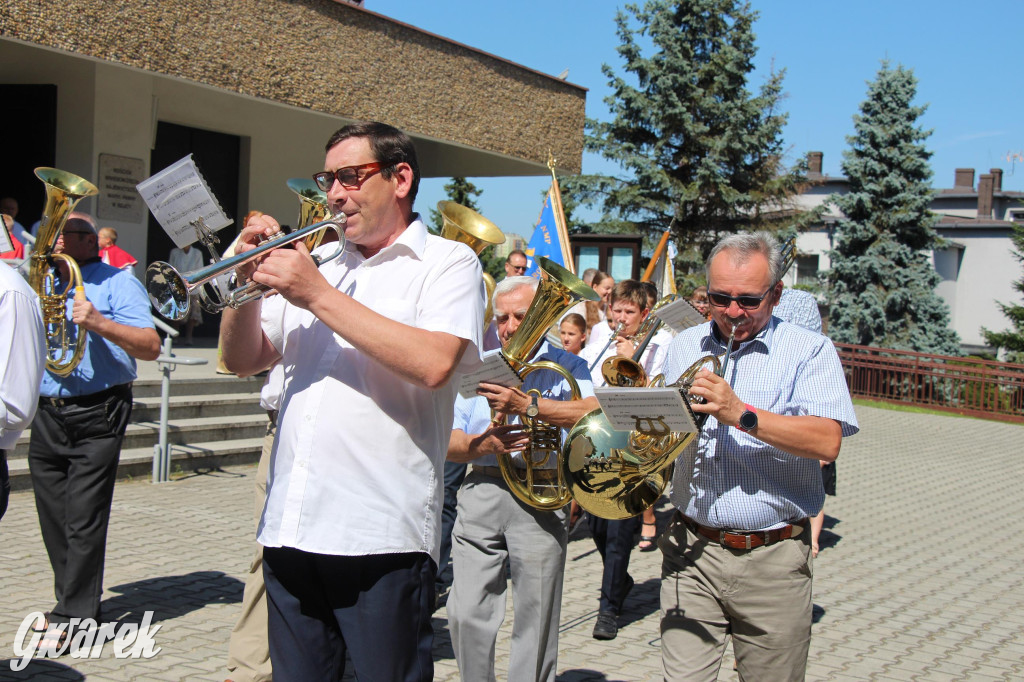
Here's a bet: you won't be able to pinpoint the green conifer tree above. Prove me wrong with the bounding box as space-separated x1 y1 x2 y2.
560 0 814 284
981 222 1024 362
828 62 960 355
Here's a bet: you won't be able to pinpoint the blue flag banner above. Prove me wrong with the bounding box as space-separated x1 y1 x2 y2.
524 182 572 278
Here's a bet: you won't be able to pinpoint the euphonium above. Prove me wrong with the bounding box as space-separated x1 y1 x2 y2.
29 167 99 376
497 256 599 511
437 201 505 331
561 325 736 520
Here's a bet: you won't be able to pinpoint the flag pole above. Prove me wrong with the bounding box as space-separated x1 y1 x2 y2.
547 153 575 274
642 230 672 282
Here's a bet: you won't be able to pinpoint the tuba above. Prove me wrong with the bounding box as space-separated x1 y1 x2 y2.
561 325 736 520
437 201 505 331
29 168 99 376
497 256 599 511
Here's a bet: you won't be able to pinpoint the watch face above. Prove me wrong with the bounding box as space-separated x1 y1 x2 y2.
740 410 757 430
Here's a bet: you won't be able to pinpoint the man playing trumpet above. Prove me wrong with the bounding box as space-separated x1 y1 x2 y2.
658 231 858 681
220 122 483 681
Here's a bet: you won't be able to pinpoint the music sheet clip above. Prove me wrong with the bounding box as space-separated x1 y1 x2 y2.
594 387 697 434
653 297 707 333
457 349 522 398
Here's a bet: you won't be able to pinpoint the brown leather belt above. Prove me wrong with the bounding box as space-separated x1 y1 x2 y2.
40 382 132 409
683 514 804 551
473 464 559 482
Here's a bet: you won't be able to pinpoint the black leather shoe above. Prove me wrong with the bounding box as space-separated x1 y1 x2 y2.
592 611 619 640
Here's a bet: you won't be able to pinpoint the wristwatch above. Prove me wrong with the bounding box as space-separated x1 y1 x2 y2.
737 404 758 432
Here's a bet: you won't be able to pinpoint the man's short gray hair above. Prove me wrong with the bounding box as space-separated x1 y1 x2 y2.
706 231 784 283
493 275 538 308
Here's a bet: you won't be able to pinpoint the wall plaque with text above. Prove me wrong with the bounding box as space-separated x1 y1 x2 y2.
97 154 146 222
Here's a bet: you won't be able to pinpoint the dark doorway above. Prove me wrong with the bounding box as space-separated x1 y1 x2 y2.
0 84 58 237
148 121 241 339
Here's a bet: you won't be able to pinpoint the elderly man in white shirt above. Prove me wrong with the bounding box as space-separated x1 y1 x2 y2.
220 122 483 682
446 276 599 682
0 261 46 520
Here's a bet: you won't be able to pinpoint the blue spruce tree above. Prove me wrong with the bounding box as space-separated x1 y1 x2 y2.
828 62 960 355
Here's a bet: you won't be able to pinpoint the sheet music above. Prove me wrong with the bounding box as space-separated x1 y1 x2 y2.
136 155 233 248
458 349 523 398
653 297 707 333
594 386 697 434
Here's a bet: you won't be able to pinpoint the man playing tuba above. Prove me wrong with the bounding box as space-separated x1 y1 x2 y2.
658 231 858 681
446 275 598 682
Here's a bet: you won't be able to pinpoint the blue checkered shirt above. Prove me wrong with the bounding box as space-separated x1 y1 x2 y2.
663 318 858 531
773 288 822 334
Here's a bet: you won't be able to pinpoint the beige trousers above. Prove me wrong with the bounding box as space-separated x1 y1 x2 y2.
659 512 813 682
226 420 274 682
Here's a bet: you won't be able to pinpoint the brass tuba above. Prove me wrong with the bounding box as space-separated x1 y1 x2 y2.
496 256 599 511
29 168 99 376
437 201 505 330
561 326 735 520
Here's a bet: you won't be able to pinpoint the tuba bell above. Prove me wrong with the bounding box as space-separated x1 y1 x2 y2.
496 256 599 511
437 201 505 331
29 167 99 376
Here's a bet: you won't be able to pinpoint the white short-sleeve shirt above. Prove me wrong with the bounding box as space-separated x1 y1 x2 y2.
257 218 484 562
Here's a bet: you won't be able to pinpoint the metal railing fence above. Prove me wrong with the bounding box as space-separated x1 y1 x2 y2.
834 343 1024 423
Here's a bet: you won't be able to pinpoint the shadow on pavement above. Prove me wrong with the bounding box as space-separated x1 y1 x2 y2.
100 570 243 625
0 658 85 681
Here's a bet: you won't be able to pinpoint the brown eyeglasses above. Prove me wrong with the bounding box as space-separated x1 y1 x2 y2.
312 162 384 192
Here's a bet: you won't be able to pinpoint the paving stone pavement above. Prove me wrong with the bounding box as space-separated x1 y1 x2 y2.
1 402 1022 681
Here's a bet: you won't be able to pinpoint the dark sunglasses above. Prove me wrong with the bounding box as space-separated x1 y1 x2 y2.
707 284 776 310
312 162 384 192
508 263 528 272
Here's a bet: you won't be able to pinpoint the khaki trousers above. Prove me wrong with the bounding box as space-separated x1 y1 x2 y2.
659 512 813 682
226 420 275 682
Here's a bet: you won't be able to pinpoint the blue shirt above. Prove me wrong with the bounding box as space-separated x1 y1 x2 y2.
663 318 858 530
773 288 822 334
40 260 154 398
453 341 595 469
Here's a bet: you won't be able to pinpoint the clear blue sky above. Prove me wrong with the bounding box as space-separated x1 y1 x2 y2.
374 0 1024 240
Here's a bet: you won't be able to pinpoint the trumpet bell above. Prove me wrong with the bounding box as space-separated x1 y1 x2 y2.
146 261 191 322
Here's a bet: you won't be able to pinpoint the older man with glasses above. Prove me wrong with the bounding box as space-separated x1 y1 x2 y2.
658 231 858 681
503 249 528 279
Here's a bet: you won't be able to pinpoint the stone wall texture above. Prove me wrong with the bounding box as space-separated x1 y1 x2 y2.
1 0 585 172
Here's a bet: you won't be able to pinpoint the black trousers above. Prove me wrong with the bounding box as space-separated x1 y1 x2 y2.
263 546 435 682
1 449 9 521
589 514 641 614
28 384 132 623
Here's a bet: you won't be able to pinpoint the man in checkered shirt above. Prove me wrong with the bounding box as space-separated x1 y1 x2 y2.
658 231 858 681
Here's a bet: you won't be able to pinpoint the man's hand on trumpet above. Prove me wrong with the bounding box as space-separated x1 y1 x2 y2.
687 368 745 427
233 211 281 283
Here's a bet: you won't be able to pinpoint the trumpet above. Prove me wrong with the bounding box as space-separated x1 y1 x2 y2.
146 214 346 321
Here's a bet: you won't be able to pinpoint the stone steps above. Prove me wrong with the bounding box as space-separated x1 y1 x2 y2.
8 374 267 491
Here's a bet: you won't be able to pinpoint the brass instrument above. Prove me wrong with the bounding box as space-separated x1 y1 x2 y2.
497 256 599 511
287 178 332 251
561 325 736 520
437 201 505 330
146 214 347 321
601 294 680 388
588 321 625 372
29 167 99 376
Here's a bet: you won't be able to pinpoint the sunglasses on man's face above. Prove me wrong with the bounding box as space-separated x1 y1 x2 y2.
707 284 776 310
312 162 385 192
508 263 528 272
